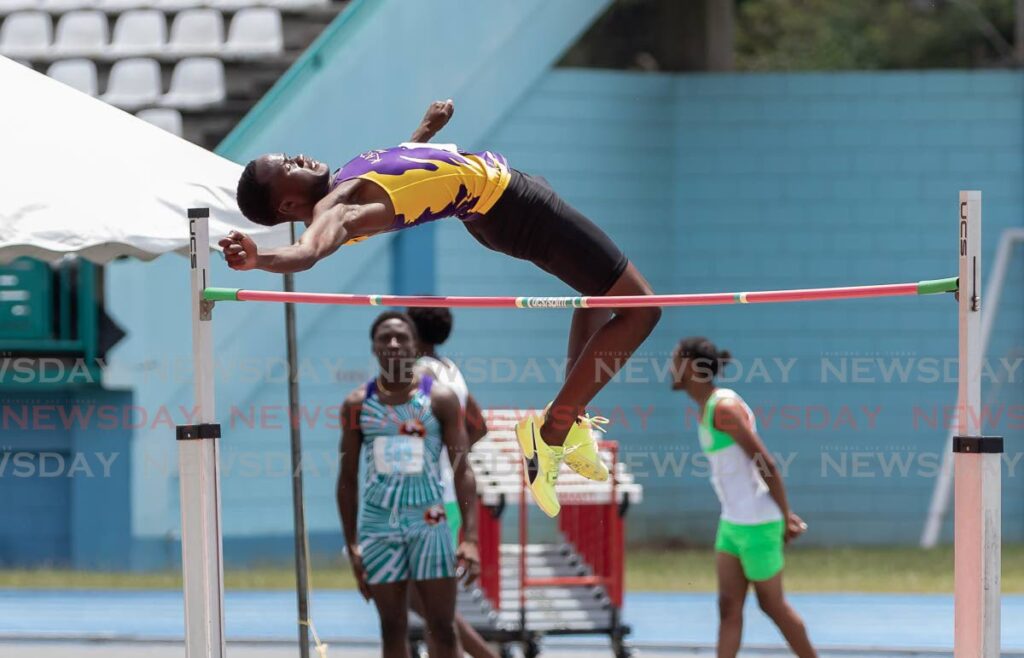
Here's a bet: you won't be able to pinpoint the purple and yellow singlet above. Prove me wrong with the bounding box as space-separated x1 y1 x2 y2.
331 143 511 239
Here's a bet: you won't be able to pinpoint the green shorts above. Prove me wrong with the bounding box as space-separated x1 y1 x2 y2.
358 501 456 584
715 519 785 582
444 500 462 547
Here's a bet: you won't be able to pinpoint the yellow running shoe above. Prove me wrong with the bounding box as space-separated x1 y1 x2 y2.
515 413 564 518
563 414 610 482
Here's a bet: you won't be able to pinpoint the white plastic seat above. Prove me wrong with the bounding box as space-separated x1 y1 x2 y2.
109 9 164 56
223 7 280 59
262 0 327 10
100 56 161 109
46 57 97 94
150 0 200 10
51 10 107 57
40 0 94 12
0 11 52 58
205 0 258 11
159 56 223 109
95 0 152 11
210 0 328 10
0 0 40 13
166 8 221 55
136 107 182 136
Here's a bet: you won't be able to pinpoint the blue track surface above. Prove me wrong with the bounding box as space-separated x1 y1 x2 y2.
0 590 1020 651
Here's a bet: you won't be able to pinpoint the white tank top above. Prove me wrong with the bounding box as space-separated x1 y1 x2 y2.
416 356 469 506
698 388 782 525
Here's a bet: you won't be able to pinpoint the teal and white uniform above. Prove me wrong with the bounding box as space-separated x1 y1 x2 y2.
416 356 469 547
357 375 456 584
699 388 785 582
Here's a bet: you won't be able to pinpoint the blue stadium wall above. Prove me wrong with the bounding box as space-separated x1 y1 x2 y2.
78 33 1024 567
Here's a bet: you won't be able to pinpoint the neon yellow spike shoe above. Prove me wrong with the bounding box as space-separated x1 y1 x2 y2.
516 413 564 518
563 414 610 482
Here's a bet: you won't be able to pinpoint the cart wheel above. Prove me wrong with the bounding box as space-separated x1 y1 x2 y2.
524 639 541 658
612 637 634 658
498 644 520 658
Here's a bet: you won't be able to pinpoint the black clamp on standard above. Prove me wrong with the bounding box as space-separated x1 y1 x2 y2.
952 436 1003 454
176 423 222 441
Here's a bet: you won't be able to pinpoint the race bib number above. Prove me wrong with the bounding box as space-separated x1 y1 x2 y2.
373 436 425 475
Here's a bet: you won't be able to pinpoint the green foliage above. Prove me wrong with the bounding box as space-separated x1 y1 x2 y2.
736 0 1017 70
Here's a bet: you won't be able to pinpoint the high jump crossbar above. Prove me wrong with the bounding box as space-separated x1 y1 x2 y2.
180 191 1000 658
202 277 958 309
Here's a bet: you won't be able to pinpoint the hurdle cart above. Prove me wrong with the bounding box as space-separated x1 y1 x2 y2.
411 409 643 657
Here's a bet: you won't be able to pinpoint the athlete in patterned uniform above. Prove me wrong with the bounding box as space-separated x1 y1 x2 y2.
671 337 817 658
225 100 661 517
408 306 498 658
337 311 480 658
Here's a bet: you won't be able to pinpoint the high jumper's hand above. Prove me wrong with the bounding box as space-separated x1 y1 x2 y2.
218 230 258 271
419 99 454 136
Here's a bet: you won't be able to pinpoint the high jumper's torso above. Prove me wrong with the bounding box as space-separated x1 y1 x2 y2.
330 143 511 238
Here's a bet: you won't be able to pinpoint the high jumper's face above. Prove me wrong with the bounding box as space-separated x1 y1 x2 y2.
255 153 331 222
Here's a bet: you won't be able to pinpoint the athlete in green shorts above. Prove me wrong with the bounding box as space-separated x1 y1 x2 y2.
408 307 498 658
338 311 481 658
672 336 817 658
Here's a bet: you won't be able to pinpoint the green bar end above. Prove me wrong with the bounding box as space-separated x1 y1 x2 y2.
917 277 958 295
204 287 240 302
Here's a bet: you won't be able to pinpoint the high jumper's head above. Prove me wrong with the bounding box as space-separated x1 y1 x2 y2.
236 153 331 226
671 336 732 393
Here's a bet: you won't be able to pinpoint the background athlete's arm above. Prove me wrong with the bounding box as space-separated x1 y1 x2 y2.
337 390 371 600
409 99 454 143
433 385 481 584
715 399 806 542
464 393 488 445
221 200 391 273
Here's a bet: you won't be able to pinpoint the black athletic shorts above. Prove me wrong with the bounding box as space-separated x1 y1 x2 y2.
463 170 629 296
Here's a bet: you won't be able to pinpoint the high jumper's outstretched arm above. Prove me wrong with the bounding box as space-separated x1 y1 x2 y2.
410 99 454 143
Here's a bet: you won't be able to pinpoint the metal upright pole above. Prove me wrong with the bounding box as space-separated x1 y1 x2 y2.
284 223 311 658
178 208 226 658
952 191 1001 658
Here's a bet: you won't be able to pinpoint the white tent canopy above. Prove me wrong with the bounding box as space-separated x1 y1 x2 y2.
0 56 288 264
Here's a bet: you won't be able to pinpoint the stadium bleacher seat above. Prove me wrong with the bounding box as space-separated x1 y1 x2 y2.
0 0 41 15
95 0 152 12
223 7 280 59
0 11 52 58
40 0 94 13
46 57 97 94
109 9 164 57
136 106 182 135
265 0 328 11
100 55 160 108
152 0 202 11
52 9 107 58
166 8 222 57
160 56 223 109
4 0 346 149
